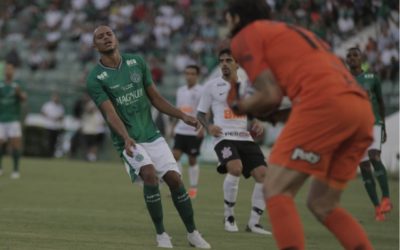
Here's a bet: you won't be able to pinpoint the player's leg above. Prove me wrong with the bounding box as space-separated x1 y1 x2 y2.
214 140 242 232
0 123 6 175
359 159 384 220
368 149 392 213
186 136 202 199
163 171 196 232
246 165 271 235
9 136 21 179
239 141 270 234
264 164 309 250
312 117 374 250
172 134 184 174
8 122 22 179
151 138 209 248
222 159 242 232
307 179 373 250
187 155 199 198
122 146 168 246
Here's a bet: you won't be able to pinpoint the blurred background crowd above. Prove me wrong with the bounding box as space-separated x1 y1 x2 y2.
0 0 398 161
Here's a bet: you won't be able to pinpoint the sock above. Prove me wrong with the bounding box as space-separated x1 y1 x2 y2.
171 185 196 233
248 183 265 227
370 159 390 198
188 164 199 188
324 207 373 250
12 149 20 172
360 165 380 206
267 195 305 250
143 184 165 234
223 174 240 217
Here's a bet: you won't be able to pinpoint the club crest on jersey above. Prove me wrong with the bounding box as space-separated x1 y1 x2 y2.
221 147 232 159
97 71 109 80
291 147 320 164
130 72 142 83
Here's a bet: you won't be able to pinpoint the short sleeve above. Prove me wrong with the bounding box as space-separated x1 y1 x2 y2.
231 24 269 84
137 56 154 88
197 82 212 113
86 73 109 107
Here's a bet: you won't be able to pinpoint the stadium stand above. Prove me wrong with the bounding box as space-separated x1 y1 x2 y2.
0 0 398 113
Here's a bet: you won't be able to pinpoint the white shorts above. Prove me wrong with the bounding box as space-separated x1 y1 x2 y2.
361 125 382 161
121 137 180 183
0 121 22 140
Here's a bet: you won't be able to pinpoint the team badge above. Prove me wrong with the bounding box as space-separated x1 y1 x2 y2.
221 147 232 159
135 153 144 162
130 72 142 83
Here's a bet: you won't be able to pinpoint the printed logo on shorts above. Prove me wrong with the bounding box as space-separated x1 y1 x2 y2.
291 147 320 164
135 153 144 162
221 147 232 159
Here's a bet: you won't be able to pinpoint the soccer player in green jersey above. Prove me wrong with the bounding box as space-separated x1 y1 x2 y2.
346 47 392 221
86 26 210 249
0 63 27 179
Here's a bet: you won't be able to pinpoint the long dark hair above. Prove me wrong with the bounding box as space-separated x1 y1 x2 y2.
226 0 270 37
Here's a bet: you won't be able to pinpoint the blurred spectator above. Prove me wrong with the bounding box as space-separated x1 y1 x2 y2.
150 57 164 85
5 47 21 68
81 99 106 162
41 92 65 157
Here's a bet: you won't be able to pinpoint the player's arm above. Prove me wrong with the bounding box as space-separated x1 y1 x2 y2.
146 84 200 129
99 100 136 156
15 86 27 102
229 69 283 117
375 76 387 142
197 110 221 137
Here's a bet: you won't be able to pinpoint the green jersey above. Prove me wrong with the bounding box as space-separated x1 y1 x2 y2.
0 81 22 122
86 54 161 154
355 72 383 125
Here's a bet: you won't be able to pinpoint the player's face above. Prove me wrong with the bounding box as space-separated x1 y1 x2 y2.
4 64 14 80
219 53 238 77
93 26 118 54
184 68 199 87
346 50 362 69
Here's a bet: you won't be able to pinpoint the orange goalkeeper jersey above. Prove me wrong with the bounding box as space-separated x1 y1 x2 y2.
231 20 368 107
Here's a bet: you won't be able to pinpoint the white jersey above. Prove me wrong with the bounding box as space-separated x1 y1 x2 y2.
197 76 252 145
174 84 204 136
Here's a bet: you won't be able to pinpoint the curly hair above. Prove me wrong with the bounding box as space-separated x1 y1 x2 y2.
226 0 270 37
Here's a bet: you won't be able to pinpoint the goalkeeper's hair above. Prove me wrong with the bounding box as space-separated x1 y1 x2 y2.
226 0 270 38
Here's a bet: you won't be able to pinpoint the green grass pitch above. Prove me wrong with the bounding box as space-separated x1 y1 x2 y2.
0 157 398 250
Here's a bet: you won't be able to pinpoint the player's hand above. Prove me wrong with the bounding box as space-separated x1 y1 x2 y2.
182 114 201 130
197 127 205 138
207 125 223 137
250 120 264 137
124 137 136 157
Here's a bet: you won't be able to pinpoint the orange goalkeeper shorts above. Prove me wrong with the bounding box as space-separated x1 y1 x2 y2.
269 93 374 189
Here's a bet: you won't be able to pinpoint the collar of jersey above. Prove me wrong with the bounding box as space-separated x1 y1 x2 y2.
98 56 123 70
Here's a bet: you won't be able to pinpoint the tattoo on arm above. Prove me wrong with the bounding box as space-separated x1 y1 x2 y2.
197 112 209 130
